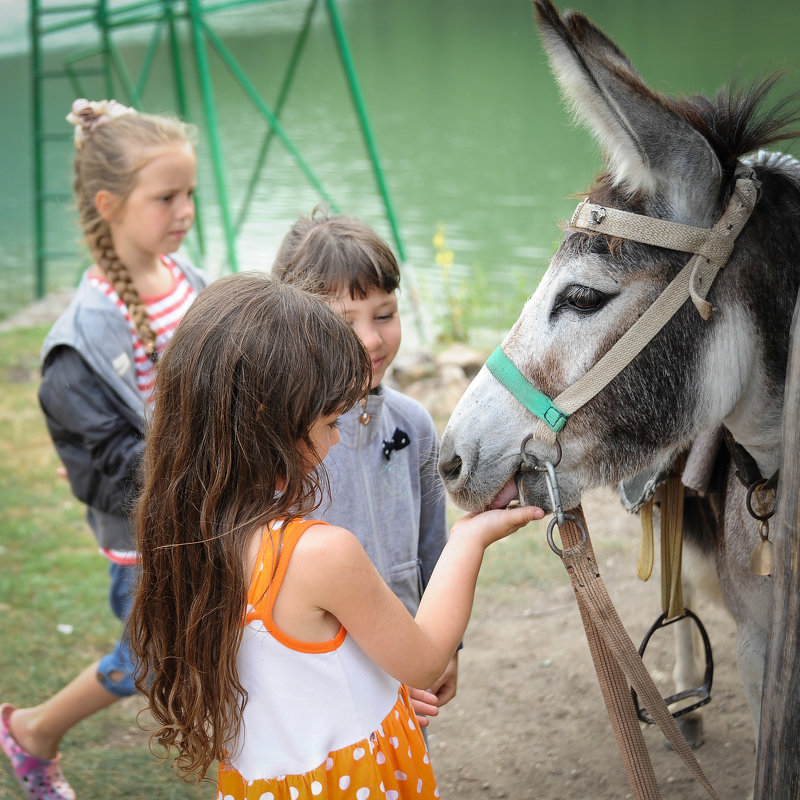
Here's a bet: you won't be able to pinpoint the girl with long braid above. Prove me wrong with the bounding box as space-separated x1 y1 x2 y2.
0 98 209 800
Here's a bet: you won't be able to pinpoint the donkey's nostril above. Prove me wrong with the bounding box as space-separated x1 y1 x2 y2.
439 454 463 483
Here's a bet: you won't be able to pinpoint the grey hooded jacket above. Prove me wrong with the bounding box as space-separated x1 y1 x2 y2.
38 256 209 551
317 385 448 615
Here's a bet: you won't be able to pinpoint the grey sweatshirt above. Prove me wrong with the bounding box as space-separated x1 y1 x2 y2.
318 385 448 615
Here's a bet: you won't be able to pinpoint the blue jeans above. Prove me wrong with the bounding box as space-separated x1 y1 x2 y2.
96 562 138 697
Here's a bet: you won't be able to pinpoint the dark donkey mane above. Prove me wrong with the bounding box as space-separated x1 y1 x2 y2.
674 75 800 182
582 78 800 214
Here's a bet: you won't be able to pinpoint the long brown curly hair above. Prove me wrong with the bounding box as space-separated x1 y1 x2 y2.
72 105 194 357
129 273 371 782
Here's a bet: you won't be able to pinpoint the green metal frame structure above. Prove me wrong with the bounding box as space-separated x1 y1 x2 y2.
29 0 406 298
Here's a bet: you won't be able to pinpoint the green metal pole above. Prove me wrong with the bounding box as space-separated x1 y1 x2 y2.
63 46 108 97
188 0 239 271
107 35 141 106
134 17 164 100
202 21 337 210
30 0 45 298
324 0 427 339
164 0 189 123
324 0 405 261
97 0 114 99
164 0 206 258
234 0 319 233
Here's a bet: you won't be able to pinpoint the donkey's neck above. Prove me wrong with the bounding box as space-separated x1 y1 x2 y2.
697 300 784 478
723 421 783 479
722 375 784 479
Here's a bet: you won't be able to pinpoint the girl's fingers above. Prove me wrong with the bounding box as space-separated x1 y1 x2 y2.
409 686 440 719
451 504 545 542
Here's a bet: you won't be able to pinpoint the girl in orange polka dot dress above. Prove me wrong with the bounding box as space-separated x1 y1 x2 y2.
129 275 543 798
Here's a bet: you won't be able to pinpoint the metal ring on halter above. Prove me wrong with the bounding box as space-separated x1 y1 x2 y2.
745 479 776 522
546 513 586 557
519 434 562 469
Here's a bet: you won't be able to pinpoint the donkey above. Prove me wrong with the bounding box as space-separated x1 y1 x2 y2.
438 0 800 747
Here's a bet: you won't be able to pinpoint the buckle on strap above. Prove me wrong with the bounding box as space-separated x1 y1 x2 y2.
570 178 758 320
486 347 569 433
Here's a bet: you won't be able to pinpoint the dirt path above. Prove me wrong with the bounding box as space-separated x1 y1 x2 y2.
427 488 756 800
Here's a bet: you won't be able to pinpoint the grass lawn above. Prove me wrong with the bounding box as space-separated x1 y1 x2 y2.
0 326 209 799
0 323 569 800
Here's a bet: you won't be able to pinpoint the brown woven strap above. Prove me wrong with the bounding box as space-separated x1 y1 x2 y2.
559 509 720 800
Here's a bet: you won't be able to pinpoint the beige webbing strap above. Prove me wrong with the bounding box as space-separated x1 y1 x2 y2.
559 509 719 800
561 512 662 800
570 178 757 319
635 474 686 619
660 476 686 619
531 178 757 447
570 199 739 262
531 251 699 446
637 497 656 581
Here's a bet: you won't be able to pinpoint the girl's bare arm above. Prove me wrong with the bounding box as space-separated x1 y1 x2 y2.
280 506 542 689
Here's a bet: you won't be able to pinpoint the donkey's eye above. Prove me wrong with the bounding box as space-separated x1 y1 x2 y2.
564 285 607 312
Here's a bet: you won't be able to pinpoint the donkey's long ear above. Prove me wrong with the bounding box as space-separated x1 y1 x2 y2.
534 0 722 220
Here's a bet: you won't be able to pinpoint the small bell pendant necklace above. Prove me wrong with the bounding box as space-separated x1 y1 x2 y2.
358 398 371 426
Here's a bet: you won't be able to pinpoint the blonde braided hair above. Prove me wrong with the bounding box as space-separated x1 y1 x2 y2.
69 99 195 361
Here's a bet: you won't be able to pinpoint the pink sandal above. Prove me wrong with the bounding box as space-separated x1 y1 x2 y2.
0 704 75 800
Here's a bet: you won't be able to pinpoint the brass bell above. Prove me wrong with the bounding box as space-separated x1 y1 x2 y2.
747 484 775 577
750 536 772 577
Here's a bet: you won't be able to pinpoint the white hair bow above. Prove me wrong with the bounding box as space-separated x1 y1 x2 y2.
66 98 137 148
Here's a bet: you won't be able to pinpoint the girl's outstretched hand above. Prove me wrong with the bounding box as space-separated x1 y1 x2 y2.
451 504 544 547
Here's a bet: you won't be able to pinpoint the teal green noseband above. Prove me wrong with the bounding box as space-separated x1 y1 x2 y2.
485 347 569 434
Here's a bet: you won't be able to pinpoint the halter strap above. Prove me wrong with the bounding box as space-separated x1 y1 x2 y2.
487 175 758 445
571 176 758 319
486 347 569 433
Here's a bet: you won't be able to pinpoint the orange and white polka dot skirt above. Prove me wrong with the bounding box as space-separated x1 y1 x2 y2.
217 684 439 799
